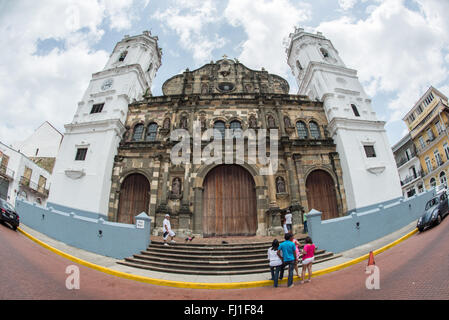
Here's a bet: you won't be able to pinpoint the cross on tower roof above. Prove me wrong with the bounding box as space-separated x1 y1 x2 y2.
222 54 228 59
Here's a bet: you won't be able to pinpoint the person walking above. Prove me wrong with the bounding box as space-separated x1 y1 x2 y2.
277 233 297 288
292 236 301 278
303 213 308 234
300 236 316 283
285 210 293 233
281 218 289 235
162 214 176 246
267 239 283 287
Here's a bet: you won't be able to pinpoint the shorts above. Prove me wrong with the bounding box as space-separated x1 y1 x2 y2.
302 257 314 265
163 230 175 240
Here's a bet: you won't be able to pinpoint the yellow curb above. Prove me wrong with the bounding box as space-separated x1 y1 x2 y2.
17 226 418 290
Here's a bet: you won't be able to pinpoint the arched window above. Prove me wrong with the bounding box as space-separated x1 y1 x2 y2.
119 51 128 62
230 120 242 138
309 121 321 139
132 124 144 141
320 48 329 58
440 171 447 187
296 121 308 139
214 121 226 139
430 177 437 188
146 123 158 141
351 104 360 117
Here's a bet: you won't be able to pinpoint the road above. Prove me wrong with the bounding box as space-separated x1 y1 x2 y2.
0 216 448 300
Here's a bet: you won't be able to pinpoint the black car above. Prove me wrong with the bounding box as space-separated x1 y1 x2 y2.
0 199 20 231
417 190 449 232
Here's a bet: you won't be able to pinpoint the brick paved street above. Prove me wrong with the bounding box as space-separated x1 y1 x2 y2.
0 216 448 300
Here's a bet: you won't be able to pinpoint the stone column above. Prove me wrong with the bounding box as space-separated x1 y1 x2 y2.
286 152 302 233
276 104 286 137
156 161 169 213
179 163 192 233
293 153 308 230
192 186 203 235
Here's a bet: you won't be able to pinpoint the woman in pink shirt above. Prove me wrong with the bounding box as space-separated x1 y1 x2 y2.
300 236 316 283
292 236 301 278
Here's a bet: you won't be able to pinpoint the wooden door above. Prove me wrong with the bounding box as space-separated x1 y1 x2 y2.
117 174 150 224
306 170 339 220
202 165 257 237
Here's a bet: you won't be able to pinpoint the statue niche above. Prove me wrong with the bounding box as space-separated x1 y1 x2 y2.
169 177 182 200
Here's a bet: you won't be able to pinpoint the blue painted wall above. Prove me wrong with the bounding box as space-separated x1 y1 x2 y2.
16 199 151 259
46 201 104 220
307 190 435 253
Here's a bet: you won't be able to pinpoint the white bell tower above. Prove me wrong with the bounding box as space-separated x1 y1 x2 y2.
48 31 162 216
286 27 402 211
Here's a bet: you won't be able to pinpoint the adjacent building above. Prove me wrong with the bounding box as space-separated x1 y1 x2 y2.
0 141 51 206
392 134 424 198
403 87 449 190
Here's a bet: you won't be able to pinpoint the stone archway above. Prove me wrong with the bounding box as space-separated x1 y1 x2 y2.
202 164 257 237
117 173 150 224
305 169 339 220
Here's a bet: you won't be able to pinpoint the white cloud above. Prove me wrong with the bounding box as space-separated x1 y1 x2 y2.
224 0 312 81
315 0 449 122
338 0 358 11
0 0 138 146
152 0 227 64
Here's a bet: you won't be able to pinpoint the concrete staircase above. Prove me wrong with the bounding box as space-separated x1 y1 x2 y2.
117 239 341 276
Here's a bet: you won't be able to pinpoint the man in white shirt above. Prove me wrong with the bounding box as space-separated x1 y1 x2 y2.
285 210 292 233
163 214 176 246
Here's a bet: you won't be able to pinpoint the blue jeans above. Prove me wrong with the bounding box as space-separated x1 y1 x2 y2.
270 265 283 287
283 261 295 287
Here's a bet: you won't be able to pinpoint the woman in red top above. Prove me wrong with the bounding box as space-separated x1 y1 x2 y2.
300 236 316 283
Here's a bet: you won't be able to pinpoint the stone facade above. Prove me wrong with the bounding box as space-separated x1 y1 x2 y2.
108 59 347 237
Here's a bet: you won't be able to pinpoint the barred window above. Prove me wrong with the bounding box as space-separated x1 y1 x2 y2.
146 123 158 141
230 121 242 138
214 121 226 139
364 145 376 158
309 121 321 139
90 103 104 114
296 121 308 139
132 124 144 141
75 148 87 161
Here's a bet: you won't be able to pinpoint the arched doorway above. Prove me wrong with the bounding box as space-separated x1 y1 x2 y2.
117 173 150 224
306 170 339 220
202 165 257 237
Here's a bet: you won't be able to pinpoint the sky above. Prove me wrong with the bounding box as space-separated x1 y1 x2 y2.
1 0 449 148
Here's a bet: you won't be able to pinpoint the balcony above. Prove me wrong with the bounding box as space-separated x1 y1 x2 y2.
0 164 15 180
415 129 448 154
400 170 423 186
19 176 49 197
396 151 417 168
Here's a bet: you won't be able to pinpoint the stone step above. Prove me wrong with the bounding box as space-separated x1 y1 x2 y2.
131 251 333 267
150 238 307 249
117 254 341 276
139 249 327 261
147 245 306 256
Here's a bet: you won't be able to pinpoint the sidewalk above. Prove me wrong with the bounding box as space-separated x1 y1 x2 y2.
19 221 418 284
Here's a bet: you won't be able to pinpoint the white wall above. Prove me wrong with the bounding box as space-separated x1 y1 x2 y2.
12 122 62 158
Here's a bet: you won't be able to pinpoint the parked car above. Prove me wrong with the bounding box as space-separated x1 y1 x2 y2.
417 190 449 232
0 199 20 231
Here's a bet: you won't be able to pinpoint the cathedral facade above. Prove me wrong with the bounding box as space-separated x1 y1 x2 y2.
48 28 401 238
107 58 347 236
